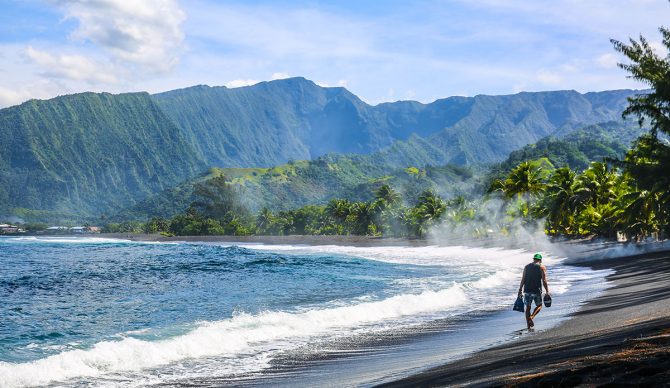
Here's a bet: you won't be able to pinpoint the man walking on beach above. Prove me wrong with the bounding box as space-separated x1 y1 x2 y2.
518 253 550 329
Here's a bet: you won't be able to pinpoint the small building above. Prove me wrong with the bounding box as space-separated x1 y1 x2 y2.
0 224 19 234
45 226 69 234
86 226 101 234
68 226 102 234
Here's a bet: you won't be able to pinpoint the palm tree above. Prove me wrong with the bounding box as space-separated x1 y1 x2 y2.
502 160 550 199
445 195 475 224
347 201 377 235
622 136 670 238
612 26 670 238
274 211 295 235
375 184 401 207
413 190 446 237
326 199 351 225
573 162 618 208
500 159 551 218
370 184 401 235
570 162 628 237
544 167 577 235
256 207 274 235
574 202 617 237
619 179 662 241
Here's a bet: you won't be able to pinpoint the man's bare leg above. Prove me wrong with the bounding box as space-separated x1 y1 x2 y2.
530 305 542 321
525 304 533 329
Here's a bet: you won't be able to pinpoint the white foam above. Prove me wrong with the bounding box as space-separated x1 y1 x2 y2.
468 269 518 290
1 236 132 244
235 243 541 268
0 242 609 387
0 285 467 387
237 244 600 295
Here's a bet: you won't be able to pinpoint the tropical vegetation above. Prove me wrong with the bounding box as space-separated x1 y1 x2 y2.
2 22 668 244
0 80 635 222
99 24 670 242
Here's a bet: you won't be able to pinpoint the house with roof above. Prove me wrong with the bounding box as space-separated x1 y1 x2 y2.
45 226 69 234
0 224 20 234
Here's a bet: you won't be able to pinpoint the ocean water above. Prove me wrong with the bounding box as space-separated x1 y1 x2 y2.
0 237 611 387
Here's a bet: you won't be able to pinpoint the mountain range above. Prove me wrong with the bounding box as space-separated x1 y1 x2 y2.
0 77 642 222
154 78 635 167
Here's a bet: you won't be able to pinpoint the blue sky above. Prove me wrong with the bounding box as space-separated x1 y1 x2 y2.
0 0 668 107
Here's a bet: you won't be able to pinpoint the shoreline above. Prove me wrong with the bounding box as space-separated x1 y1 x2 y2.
101 233 432 247
7 234 670 385
378 249 670 387
99 232 670 253
101 233 670 386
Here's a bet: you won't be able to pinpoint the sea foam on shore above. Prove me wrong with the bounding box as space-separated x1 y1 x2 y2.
0 238 611 387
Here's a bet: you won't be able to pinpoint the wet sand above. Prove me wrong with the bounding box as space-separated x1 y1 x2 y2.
379 249 670 387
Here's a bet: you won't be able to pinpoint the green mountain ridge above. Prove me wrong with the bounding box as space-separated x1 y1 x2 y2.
155 78 638 167
0 77 644 222
0 92 205 221
423 89 636 164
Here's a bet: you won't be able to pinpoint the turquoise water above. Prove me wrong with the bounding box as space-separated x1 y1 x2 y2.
0 237 609 387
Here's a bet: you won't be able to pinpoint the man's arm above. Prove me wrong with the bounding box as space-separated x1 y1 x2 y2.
541 265 550 295
518 267 526 296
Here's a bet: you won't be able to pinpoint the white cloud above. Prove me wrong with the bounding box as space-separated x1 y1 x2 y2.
559 60 582 73
649 41 668 57
271 72 290 80
186 4 377 61
13 0 187 103
0 44 69 108
0 86 33 108
25 46 117 84
3 0 665 107
404 89 417 100
53 0 186 73
314 79 349 88
597 53 619 69
512 82 529 93
536 70 562 86
225 79 259 88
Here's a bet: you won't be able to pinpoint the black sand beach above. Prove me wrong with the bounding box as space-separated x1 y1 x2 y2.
380 249 670 387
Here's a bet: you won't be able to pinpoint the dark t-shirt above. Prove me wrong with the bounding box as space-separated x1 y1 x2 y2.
523 262 543 294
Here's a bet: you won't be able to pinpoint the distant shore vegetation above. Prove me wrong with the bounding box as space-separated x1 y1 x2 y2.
101 147 667 242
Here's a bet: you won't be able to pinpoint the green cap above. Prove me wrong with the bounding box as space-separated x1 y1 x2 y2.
533 253 543 260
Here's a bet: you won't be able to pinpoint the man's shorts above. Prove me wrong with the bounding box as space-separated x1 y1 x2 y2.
524 293 542 307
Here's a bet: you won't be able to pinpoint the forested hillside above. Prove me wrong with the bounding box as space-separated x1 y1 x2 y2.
0 92 205 222
113 121 639 221
490 121 643 176
113 155 477 221
0 78 642 222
